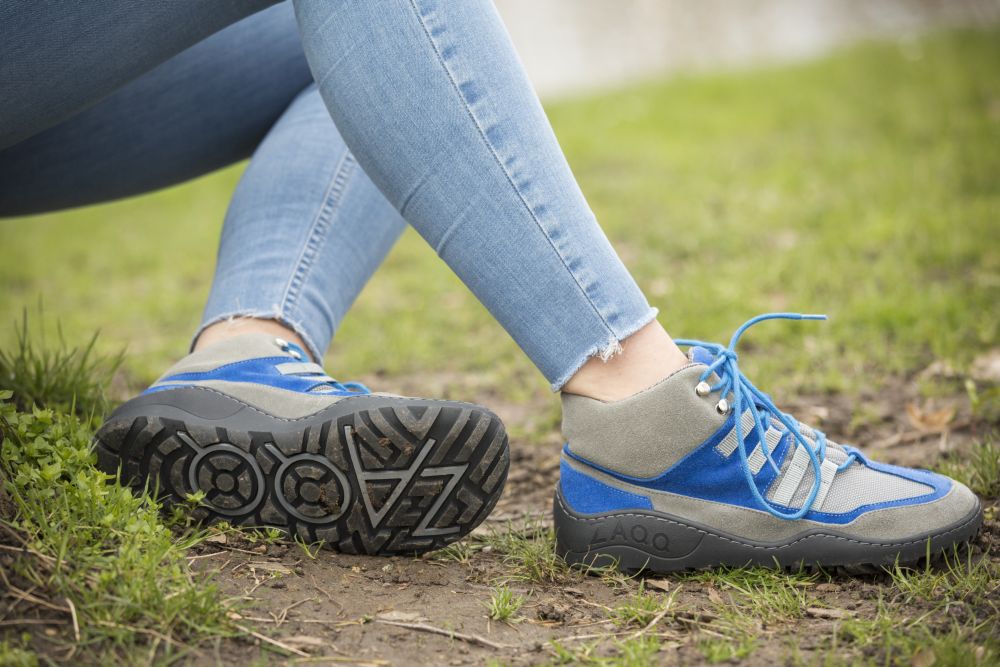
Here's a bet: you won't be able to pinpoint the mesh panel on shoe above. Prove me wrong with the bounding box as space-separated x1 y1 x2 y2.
779 440 932 513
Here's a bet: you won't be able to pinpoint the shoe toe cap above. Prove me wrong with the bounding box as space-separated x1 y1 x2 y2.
848 474 981 543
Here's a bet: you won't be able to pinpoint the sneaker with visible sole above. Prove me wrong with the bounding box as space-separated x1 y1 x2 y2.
94 334 509 555
554 313 983 573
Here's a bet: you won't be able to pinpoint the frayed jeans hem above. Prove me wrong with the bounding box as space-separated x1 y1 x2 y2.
548 307 659 392
191 310 326 363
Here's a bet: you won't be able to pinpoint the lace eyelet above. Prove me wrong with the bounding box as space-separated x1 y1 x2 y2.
695 381 711 397
716 398 730 414
274 337 303 360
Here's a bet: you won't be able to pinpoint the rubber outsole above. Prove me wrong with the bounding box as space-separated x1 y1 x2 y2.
94 387 509 555
553 487 984 574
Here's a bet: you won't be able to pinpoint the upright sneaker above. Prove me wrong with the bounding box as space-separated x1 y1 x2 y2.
554 313 982 572
95 334 509 555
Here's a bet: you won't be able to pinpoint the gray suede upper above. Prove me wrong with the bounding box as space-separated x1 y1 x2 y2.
562 363 726 477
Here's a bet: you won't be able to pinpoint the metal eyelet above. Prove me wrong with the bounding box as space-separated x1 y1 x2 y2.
695 381 711 397
274 337 303 360
716 398 730 414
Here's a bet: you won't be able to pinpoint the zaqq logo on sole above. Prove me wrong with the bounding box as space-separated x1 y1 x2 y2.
590 519 671 554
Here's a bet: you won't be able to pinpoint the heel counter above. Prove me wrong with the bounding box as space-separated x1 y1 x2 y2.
559 451 652 514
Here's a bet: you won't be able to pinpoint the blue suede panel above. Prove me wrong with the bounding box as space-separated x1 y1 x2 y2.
142 356 352 395
560 459 652 514
563 419 950 524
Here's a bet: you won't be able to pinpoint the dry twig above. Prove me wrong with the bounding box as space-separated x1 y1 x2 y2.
374 619 510 650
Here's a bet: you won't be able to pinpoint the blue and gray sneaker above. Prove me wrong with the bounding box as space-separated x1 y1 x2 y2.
555 313 983 572
95 334 509 555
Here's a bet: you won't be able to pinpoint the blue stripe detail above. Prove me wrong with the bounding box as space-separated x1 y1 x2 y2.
563 420 951 524
142 356 354 396
559 459 652 514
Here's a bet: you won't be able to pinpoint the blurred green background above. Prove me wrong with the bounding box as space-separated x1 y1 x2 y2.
2 29 997 403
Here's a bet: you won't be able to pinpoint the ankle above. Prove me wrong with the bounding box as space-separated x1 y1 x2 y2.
195 318 315 361
560 321 690 402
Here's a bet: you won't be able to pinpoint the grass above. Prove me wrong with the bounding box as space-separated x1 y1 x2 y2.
885 547 1000 611
0 309 123 418
698 634 757 664
609 582 677 629
0 396 232 663
834 598 999 667
936 437 1000 498
486 584 526 623
679 567 816 662
547 636 662 667
683 567 816 624
482 521 571 584
0 25 998 666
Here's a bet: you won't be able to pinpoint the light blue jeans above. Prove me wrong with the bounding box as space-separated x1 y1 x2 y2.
0 1 656 390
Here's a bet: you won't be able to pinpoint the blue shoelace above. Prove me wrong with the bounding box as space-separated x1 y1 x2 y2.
675 313 858 520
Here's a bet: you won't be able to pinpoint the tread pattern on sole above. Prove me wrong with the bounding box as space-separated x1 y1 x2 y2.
94 400 509 555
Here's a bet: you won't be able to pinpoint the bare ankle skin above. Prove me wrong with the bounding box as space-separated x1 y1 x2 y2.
195 318 314 361
561 321 690 402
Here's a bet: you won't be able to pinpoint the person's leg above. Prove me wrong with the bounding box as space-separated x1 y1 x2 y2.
0 4 407 362
101 79 504 552
292 0 687 398
6 3 509 553
287 0 980 571
0 4 304 215
194 84 406 362
0 4 314 356
0 0 278 150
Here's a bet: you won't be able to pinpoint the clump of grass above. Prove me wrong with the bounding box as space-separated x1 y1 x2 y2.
484 520 570 583
886 546 1000 607
0 393 231 660
682 567 816 663
966 380 1000 425
430 539 479 564
0 640 37 667
936 437 1000 498
684 566 815 624
610 635 662 666
610 582 677 628
546 635 661 666
486 584 525 622
836 597 999 666
548 638 597 665
699 635 757 664
0 310 123 418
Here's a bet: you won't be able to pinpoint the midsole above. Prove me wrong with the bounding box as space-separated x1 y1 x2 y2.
103 385 496 433
553 488 983 570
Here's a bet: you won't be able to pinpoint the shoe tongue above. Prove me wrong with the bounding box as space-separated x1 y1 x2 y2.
688 346 716 366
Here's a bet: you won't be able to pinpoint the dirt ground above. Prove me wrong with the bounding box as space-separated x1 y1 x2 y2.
182 370 999 666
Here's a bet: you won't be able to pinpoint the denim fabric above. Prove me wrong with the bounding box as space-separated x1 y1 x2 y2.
0 0 657 389
0 4 309 212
